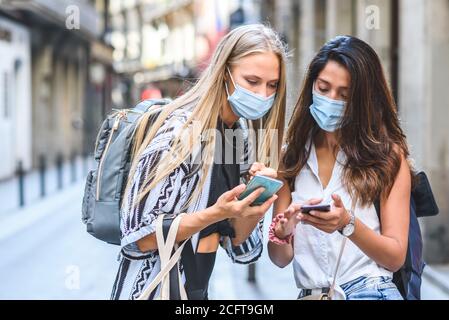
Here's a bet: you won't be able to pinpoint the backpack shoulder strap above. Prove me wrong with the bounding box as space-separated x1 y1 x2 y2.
133 99 171 113
374 199 381 221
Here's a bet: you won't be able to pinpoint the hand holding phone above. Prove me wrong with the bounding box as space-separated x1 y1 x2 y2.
301 204 331 214
238 175 284 206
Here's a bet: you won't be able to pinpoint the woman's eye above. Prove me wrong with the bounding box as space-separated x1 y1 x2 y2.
269 83 278 89
318 87 328 93
246 79 258 85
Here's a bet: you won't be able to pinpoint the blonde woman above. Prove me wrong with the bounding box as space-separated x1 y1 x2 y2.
110 24 288 300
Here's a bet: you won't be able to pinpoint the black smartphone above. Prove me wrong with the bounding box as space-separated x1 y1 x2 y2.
301 204 331 214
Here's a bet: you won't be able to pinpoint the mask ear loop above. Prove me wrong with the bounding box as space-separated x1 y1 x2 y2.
222 67 234 132
225 67 237 96
224 81 230 96
222 67 242 134
226 67 237 87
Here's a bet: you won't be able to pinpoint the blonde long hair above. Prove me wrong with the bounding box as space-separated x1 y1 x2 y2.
125 24 288 210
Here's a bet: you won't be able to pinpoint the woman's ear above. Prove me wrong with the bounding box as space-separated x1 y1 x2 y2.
224 65 233 81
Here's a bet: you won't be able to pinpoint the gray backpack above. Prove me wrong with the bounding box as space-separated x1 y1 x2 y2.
81 99 171 245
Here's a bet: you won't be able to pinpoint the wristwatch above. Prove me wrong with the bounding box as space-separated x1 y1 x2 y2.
340 210 355 237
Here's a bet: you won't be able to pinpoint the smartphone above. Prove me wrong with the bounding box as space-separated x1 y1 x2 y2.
238 175 284 206
301 204 331 214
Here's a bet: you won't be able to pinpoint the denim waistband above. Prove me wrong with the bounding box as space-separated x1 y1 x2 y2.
298 287 330 299
298 276 394 299
340 276 393 295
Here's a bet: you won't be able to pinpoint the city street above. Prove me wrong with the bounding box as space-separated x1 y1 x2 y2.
1 0 448 303
0 176 448 300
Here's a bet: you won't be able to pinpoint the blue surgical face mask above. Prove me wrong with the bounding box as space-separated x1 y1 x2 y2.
309 89 346 132
225 68 276 120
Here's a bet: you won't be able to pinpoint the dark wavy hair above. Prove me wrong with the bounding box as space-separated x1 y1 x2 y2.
281 36 413 206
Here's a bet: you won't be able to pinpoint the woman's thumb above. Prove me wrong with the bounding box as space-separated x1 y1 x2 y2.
332 194 343 207
228 184 246 199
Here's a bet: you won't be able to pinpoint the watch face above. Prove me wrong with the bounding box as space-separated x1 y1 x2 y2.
343 224 355 237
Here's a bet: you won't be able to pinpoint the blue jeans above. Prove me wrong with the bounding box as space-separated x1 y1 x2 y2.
341 276 403 300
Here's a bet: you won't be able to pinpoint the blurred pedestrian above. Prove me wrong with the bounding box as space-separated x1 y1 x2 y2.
261 36 413 300
111 24 288 300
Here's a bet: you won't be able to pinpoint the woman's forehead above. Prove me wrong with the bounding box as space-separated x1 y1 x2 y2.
317 61 351 88
232 52 280 80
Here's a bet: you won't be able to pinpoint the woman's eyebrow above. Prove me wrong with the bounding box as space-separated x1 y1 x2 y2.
317 78 348 90
317 78 330 85
243 74 279 82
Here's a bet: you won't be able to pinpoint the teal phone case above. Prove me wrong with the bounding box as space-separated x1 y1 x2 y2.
238 175 284 206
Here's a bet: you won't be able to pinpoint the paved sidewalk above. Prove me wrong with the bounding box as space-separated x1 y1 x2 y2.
0 180 118 299
422 264 449 299
0 157 94 216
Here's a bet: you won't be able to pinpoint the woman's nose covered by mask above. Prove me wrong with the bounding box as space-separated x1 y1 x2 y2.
225 68 276 120
309 87 346 132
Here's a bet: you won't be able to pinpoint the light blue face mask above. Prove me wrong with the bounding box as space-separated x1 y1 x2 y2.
309 89 346 132
225 68 276 120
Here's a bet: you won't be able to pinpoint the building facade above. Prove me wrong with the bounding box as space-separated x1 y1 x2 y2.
108 0 257 104
0 0 116 177
0 15 32 180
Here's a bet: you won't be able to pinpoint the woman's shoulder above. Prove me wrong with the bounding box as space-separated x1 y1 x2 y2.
148 108 195 142
160 108 193 130
169 107 193 122
139 108 194 157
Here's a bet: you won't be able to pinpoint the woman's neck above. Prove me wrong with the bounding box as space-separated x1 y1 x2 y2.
221 97 239 128
315 130 339 151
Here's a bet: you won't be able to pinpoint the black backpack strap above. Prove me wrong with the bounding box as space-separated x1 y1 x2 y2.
180 238 205 299
374 199 381 221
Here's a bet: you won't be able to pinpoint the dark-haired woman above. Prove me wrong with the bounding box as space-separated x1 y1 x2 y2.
264 36 413 300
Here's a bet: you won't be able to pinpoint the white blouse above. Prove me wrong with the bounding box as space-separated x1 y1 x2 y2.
291 141 391 299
